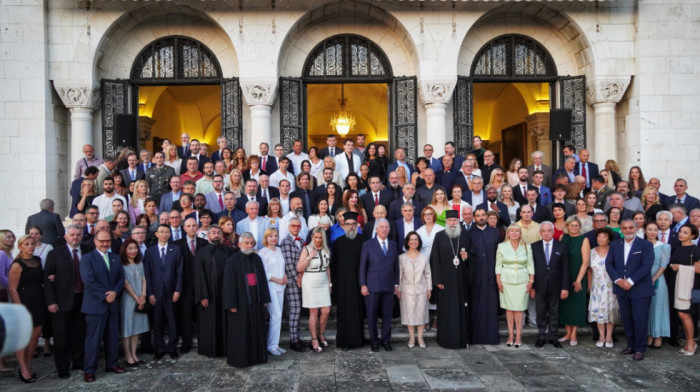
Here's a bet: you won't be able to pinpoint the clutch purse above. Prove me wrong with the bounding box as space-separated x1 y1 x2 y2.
134 301 152 314
691 289 700 304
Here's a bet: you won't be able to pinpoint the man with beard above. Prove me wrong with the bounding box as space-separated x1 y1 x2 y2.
331 212 366 350
280 217 308 352
279 197 308 242
222 233 271 368
468 208 500 345
480 187 511 226
193 225 234 357
430 210 473 349
175 218 208 353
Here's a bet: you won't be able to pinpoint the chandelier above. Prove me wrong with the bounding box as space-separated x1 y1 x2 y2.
329 84 355 137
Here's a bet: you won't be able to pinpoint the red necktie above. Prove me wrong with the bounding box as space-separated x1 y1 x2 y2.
522 186 527 197
73 249 83 293
190 239 196 256
660 232 666 244
295 237 301 241
581 164 587 182
262 156 266 169
218 194 224 209
374 193 379 206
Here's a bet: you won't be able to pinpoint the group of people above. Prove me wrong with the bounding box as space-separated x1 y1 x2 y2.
1 133 699 384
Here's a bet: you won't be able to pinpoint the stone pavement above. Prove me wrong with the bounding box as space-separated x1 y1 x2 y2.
1 334 698 391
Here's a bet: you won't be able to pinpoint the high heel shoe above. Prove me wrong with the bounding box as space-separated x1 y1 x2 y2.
18 370 36 384
680 344 697 356
506 340 513 347
311 338 323 353
407 338 415 348
318 333 329 348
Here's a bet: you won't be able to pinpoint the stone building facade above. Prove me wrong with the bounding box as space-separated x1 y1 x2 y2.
0 0 698 232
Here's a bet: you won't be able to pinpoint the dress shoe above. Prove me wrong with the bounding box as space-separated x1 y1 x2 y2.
83 373 96 383
535 338 545 348
371 344 379 352
180 347 191 354
58 372 70 379
633 352 644 361
169 351 179 359
620 347 634 355
290 341 307 352
549 339 562 348
382 342 393 351
342 347 350 352
300 340 311 347
668 338 681 347
72 364 84 370
154 352 165 360
105 366 126 374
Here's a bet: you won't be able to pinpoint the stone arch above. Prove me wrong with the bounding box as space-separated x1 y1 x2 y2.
278 1 418 77
458 3 594 77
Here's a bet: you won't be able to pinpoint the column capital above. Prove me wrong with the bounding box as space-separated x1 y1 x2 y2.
54 82 100 110
585 76 631 105
525 112 550 142
240 79 278 106
418 78 457 106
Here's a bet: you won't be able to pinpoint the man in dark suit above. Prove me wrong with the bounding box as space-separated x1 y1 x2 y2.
527 150 552 188
385 171 404 202
387 183 424 221
80 229 126 382
422 144 443 172
605 219 655 361
179 139 211 174
453 159 476 194
143 225 184 360
363 205 397 241
209 136 228 163
393 203 422 253
119 152 146 189
167 210 185 243
359 219 399 352
290 172 317 219
665 178 700 211
552 156 577 185
26 199 65 247
480 150 502 187
361 176 392 219
318 134 339 159
257 175 280 204
44 225 94 378
313 168 337 200
530 222 569 348
235 179 268 214
175 218 208 353
177 133 190 158
512 167 536 206
70 166 99 218
387 148 414 179
479 187 511 226
517 189 551 223
575 149 599 189
608 192 636 220
217 192 247 224
159 176 183 213
436 155 457 191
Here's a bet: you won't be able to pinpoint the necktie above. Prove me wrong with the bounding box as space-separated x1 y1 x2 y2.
89 224 94 234
382 241 388 256
262 156 266 169
581 164 587 183
173 230 179 241
545 242 551 266
73 249 83 292
677 198 682 204
536 166 540 171
660 232 666 244
218 194 224 209
161 247 166 265
374 193 379 206
190 239 196 256
522 186 527 197
102 252 110 271
304 191 311 217
262 189 267 200
130 170 135 181
348 154 355 174
330 148 335 157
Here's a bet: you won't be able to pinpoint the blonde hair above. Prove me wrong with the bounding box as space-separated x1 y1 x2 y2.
262 227 279 247
641 186 660 207
0 229 16 252
499 184 516 207
267 198 282 218
489 168 504 186
430 187 450 207
228 169 244 194
14 234 34 260
131 179 150 207
80 179 96 197
503 224 529 257
166 144 178 159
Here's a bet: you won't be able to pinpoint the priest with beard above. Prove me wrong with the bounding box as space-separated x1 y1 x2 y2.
331 212 366 350
468 207 501 344
222 232 271 368
430 209 474 349
193 225 233 357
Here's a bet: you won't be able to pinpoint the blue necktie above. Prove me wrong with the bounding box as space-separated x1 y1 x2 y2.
381 240 388 256
545 242 550 266
161 247 166 266
130 170 135 181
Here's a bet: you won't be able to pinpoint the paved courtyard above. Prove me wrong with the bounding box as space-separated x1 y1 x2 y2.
1 333 698 391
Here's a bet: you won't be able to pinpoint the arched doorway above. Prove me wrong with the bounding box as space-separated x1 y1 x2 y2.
454 34 585 168
279 34 418 162
102 36 242 157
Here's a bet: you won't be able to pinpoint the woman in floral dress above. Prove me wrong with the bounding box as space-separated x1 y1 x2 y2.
587 227 619 348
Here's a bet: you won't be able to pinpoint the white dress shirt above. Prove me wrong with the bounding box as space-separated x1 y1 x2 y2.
269 170 296 192
286 151 310 174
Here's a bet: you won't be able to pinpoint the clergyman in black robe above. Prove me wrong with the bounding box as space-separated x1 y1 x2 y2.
331 212 366 350
430 210 473 349
222 234 271 368
193 226 233 358
468 209 501 345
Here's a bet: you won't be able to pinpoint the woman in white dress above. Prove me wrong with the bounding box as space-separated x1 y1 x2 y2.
308 199 334 230
297 227 332 353
448 185 471 221
164 145 182 175
587 227 619 348
258 228 288 356
308 147 324 178
28 226 52 267
398 232 432 348
416 206 445 256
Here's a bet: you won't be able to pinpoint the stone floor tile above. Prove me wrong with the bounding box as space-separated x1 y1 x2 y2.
151 373 212 392
476 373 526 392
514 375 580 391
503 361 562 377
422 369 485 391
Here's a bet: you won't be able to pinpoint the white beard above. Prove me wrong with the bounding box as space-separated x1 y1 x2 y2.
241 247 255 255
345 228 358 240
445 225 461 239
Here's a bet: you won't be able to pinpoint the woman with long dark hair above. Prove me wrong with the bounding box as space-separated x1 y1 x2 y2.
119 239 148 366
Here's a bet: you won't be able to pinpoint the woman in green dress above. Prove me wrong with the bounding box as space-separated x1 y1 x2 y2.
558 216 591 346
430 188 450 227
496 224 535 348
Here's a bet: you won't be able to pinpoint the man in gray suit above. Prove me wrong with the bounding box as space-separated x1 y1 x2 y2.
235 201 270 250
527 150 552 188
204 174 226 214
25 199 65 246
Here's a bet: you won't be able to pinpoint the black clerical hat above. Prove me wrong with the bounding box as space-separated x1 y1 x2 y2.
343 212 359 221
445 210 459 219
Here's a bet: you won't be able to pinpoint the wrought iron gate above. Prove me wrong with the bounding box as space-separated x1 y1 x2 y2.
453 76 474 157
279 77 305 152
559 75 586 153
221 78 243 149
101 79 131 157
391 76 418 164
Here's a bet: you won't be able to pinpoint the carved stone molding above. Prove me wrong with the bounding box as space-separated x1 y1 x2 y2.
585 77 631 105
419 79 457 105
240 79 278 106
526 112 550 142
54 82 100 110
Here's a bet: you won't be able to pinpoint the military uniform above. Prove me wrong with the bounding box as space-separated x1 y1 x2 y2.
146 164 176 203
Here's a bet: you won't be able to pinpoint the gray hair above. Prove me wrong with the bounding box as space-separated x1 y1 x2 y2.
139 149 151 156
565 156 576 163
471 175 483 183
39 199 54 211
668 203 687 215
531 150 544 159
375 218 389 227
208 224 221 232
565 216 581 227
319 216 332 226
402 182 415 190
245 200 260 209
656 210 672 221
593 212 608 222
540 221 554 230
401 203 415 211
65 224 83 233
288 217 301 226
239 231 256 246
217 136 227 143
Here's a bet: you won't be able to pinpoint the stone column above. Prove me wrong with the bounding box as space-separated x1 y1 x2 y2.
585 77 631 163
526 112 552 166
240 79 277 153
139 116 157 151
55 83 100 164
419 79 457 158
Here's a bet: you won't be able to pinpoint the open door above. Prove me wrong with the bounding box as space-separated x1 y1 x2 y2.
279 77 305 152
101 79 132 157
453 76 474 157
558 75 586 164
221 78 243 149
391 76 418 164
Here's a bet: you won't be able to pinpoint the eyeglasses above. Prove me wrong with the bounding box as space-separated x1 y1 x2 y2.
289 224 301 228
594 220 607 223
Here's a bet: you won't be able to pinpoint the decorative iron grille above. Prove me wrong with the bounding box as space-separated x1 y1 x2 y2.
101 79 130 157
559 75 586 153
279 77 305 153
221 78 243 150
303 34 392 81
471 34 556 80
453 76 474 157
392 77 418 165
131 36 222 83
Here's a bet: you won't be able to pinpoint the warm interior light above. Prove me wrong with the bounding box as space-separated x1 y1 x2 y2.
330 84 355 136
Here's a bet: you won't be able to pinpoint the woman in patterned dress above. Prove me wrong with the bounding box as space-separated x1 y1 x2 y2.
587 228 618 348
644 221 671 349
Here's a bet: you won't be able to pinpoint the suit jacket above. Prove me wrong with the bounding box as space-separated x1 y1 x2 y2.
464 190 485 206
334 153 362 179
478 200 511 227
177 145 190 159
534 185 552 206
664 194 700 211
79 250 124 315
575 161 599 186
143 243 184 300
362 219 398 242
427 156 443 172
361 190 392 218
387 162 415 177
312 182 336 200
119 167 146 188
290 189 318 220
359 237 399 292
257 186 280 203
261 155 278 175
436 169 457 190
204 191 226 214
513 183 537 206
393 218 423 252
516 204 551 223
547 201 575 217
210 150 223 164
25 210 65 247
387 198 424 221
531 240 569 295
552 168 576 184
216 208 247 224
318 147 341 160
527 164 552 188
453 172 474 194
179 155 211 174
159 191 182 213
235 216 270 250
605 237 655 298
43 243 95 311
69 178 84 217
169 227 186 243
235 195 268 215
242 169 268 183
385 185 404 202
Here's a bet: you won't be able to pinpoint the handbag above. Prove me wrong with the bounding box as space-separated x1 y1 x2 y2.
134 301 152 314
692 289 700 304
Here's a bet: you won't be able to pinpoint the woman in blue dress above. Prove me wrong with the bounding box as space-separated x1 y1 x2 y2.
119 239 149 366
644 221 671 349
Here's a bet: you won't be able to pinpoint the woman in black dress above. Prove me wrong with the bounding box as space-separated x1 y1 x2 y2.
8 235 46 383
363 143 386 182
668 224 700 355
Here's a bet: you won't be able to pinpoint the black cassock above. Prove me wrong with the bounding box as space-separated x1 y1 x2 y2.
430 230 474 349
468 226 500 345
222 251 271 368
194 244 233 357
331 235 366 349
